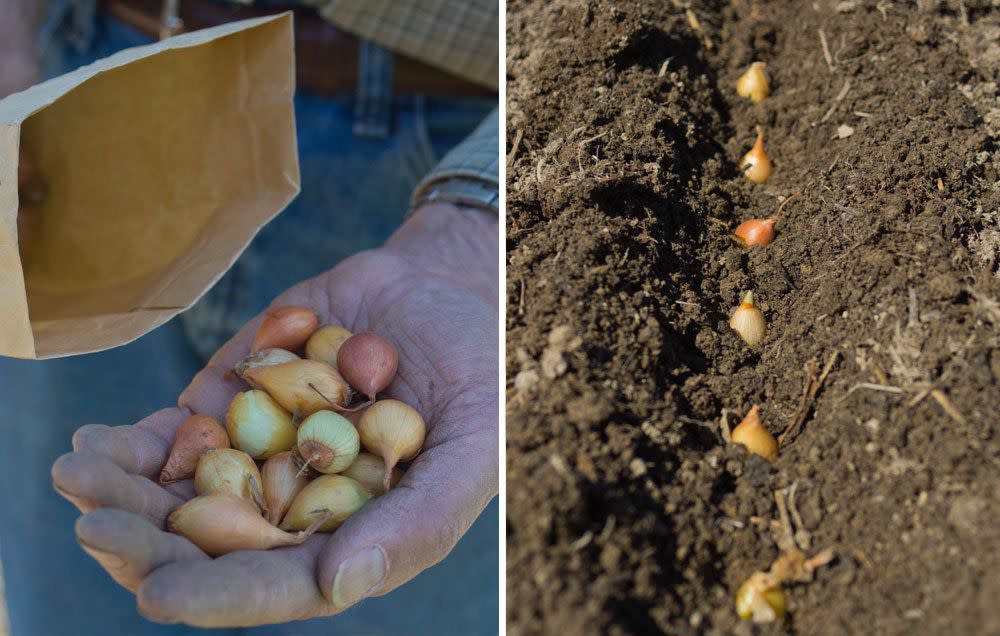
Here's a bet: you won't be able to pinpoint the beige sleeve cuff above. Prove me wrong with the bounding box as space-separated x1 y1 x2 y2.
410 108 499 215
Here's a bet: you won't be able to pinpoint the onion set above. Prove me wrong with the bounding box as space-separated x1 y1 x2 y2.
733 189 804 248
241 359 351 418
730 405 778 460
163 319 424 556
337 333 398 401
736 61 770 102
251 306 320 353
729 291 766 346
740 127 772 184
260 451 310 525
168 494 327 556
342 452 403 496
159 414 229 484
194 448 266 512
279 475 370 532
225 390 297 459
296 411 360 474
305 325 353 366
357 400 426 492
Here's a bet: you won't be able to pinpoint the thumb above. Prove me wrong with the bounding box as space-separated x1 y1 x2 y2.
315 403 497 611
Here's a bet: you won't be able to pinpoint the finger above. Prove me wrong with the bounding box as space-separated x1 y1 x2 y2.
137 539 332 627
316 401 498 611
71 407 184 477
52 452 182 526
75 508 208 592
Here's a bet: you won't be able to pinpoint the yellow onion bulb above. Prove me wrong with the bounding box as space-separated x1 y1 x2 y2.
736 61 770 103
305 325 353 367
730 405 778 461
241 360 351 417
194 448 266 512
279 475 370 532
341 452 403 497
168 494 317 556
357 399 426 492
296 411 360 474
225 390 297 459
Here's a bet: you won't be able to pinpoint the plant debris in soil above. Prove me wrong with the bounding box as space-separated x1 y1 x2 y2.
506 1 999 634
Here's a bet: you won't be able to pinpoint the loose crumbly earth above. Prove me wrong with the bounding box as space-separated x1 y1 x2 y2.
506 1 999 634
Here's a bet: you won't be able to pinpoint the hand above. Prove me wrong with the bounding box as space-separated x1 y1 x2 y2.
52 203 499 627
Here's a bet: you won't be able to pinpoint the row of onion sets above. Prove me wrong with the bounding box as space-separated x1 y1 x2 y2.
159 306 425 557
728 64 834 623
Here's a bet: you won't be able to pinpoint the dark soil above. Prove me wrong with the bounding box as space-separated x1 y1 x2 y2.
505 1 1000 634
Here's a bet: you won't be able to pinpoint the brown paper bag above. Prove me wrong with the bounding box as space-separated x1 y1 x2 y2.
0 13 299 359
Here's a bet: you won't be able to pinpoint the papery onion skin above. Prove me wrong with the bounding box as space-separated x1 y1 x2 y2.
261 451 310 525
336 333 398 400
159 414 230 484
729 291 766 346
251 306 320 353
279 475 370 532
168 494 311 556
236 348 300 384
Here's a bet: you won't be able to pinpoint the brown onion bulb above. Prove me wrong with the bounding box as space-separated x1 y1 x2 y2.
732 190 803 248
733 218 777 248
168 494 325 556
159 414 230 484
337 333 398 401
251 306 320 353
260 451 310 525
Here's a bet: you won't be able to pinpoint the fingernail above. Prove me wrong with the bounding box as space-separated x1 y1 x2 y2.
79 540 127 569
331 546 387 609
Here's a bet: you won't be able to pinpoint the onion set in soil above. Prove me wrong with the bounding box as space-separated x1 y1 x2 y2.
156 306 425 555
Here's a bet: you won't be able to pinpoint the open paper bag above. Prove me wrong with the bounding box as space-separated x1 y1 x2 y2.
0 13 299 358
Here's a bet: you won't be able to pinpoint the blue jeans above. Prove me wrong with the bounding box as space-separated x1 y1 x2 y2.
0 13 498 636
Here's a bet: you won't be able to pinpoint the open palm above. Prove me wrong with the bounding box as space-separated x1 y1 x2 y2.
51 204 498 627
